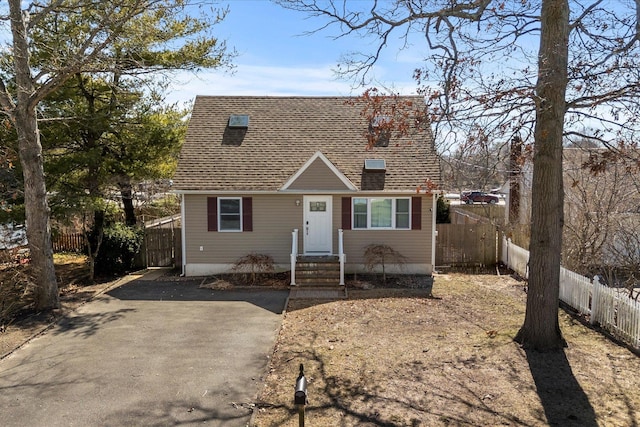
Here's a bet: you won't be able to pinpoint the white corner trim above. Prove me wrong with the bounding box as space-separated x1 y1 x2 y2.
279 151 358 191
180 194 187 276
431 194 437 269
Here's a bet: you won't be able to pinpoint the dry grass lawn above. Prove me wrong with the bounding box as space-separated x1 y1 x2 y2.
253 273 640 426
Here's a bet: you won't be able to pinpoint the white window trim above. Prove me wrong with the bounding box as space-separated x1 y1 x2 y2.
218 197 243 232
352 197 411 230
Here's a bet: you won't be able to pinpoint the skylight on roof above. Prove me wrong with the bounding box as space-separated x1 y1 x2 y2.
228 114 249 128
364 159 386 171
371 115 390 127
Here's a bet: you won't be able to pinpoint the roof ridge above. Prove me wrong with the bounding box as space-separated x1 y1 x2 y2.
194 95 424 100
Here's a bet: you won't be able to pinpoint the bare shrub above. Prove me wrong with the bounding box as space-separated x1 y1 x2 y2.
232 253 275 285
0 250 36 325
363 244 407 285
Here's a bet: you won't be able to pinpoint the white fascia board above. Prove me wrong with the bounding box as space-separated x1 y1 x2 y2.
172 190 284 195
172 189 426 195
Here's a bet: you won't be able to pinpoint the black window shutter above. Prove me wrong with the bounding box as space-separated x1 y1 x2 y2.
207 197 218 231
342 197 352 230
242 197 253 231
411 196 422 230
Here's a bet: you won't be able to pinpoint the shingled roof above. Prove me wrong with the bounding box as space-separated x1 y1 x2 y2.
173 96 441 192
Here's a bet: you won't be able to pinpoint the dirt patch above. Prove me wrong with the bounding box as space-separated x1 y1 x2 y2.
199 272 291 290
253 273 640 426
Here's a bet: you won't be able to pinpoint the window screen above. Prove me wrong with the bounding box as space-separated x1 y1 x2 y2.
219 198 241 231
352 197 411 230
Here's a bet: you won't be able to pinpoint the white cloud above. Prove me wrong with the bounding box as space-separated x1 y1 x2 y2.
164 62 418 105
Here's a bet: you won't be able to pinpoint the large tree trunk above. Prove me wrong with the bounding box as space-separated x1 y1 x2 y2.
119 178 137 226
514 0 569 350
85 209 105 283
9 0 59 310
16 107 60 310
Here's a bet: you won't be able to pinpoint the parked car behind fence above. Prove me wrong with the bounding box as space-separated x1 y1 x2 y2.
460 191 499 204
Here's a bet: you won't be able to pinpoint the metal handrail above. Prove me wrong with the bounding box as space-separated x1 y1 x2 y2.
290 229 298 286
338 228 345 286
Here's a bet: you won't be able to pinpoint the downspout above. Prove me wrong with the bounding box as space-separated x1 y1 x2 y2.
180 193 186 276
431 194 437 274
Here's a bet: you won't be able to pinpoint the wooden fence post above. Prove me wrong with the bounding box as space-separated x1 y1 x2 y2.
506 238 511 270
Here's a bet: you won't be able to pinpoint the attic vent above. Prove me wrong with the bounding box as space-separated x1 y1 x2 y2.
228 114 249 128
364 159 386 171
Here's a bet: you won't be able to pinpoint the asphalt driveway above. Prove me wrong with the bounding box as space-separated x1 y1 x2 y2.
0 276 288 426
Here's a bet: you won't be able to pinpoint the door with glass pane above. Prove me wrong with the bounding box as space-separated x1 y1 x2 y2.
303 195 333 254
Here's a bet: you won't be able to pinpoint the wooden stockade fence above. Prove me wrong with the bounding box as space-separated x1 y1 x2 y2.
143 215 180 268
435 223 498 267
51 216 181 267
52 233 85 253
144 227 175 268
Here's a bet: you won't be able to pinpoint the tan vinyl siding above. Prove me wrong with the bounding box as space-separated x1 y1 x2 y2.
341 195 434 267
183 193 434 273
287 158 350 190
184 194 302 265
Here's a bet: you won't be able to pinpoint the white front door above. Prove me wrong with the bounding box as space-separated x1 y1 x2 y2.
303 195 333 254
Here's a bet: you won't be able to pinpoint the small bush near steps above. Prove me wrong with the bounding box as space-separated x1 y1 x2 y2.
363 244 407 285
231 253 275 285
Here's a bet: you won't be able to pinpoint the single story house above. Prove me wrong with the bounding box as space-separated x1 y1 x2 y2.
172 96 441 283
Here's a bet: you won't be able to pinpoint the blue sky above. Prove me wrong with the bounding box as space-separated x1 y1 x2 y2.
166 1 424 104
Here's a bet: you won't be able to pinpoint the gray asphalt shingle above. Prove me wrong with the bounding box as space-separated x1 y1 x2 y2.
173 96 441 192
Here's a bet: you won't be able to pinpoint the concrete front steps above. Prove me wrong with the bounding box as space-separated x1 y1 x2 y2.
290 255 347 299
294 255 341 287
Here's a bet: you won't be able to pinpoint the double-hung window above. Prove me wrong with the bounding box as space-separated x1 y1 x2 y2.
395 198 410 228
352 198 411 230
219 197 242 231
207 197 253 232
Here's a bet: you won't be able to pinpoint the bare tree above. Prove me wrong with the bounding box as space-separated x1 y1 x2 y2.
0 0 231 310
279 0 640 350
564 146 640 297
441 142 507 193
563 148 623 274
604 215 640 300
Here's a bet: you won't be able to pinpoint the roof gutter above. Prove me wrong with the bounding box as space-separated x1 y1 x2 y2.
171 189 429 195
